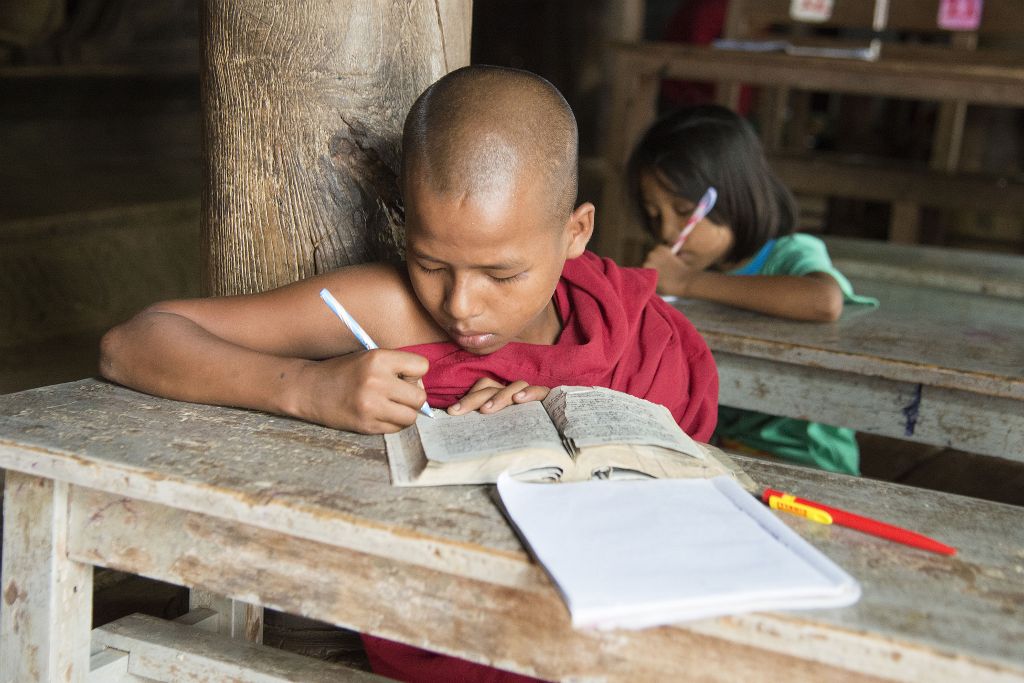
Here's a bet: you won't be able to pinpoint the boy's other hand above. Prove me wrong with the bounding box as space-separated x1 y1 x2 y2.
297 349 429 434
643 245 703 297
448 377 550 416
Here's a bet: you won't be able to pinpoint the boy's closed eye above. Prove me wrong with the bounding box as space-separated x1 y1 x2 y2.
415 262 446 275
490 270 526 284
414 260 526 284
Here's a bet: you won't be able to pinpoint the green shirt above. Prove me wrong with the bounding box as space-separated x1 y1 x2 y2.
714 234 878 475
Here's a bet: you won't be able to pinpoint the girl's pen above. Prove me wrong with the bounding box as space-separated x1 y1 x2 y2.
670 186 718 255
319 288 434 419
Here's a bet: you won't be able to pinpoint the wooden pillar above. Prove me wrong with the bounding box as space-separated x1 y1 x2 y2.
200 0 472 296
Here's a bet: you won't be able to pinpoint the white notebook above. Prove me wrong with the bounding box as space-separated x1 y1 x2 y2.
496 473 861 630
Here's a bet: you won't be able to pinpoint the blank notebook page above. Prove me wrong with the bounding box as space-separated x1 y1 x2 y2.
497 474 861 630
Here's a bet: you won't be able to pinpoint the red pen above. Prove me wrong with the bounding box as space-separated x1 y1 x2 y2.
762 488 957 556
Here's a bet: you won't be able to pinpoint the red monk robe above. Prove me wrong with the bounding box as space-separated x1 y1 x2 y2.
363 250 718 683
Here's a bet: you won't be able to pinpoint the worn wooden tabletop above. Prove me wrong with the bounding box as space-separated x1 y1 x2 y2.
824 237 1024 301
0 380 1022 681
675 277 1024 459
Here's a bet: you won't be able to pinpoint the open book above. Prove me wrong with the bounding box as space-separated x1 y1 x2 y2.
497 473 861 630
385 386 752 488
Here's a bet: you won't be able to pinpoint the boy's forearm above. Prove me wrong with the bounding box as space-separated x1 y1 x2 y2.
687 272 842 321
100 310 310 419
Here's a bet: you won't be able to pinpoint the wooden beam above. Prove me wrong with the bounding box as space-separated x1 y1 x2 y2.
770 155 1024 214
611 42 1024 107
189 589 263 644
92 613 386 682
1 472 93 682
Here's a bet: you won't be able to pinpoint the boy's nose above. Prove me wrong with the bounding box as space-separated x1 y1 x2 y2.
443 274 482 321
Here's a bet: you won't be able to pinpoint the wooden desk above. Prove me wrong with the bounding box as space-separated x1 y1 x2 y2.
823 236 1024 301
674 277 1024 460
1 380 1022 681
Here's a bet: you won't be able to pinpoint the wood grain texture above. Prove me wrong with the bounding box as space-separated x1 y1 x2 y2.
677 278 1024 401
200 0 472 296
0 472 93 683
715 351 1024 460
0 380 1022 681
71 487 894 683
823 237 1024 301
676 276 1024 456
93 613 386 681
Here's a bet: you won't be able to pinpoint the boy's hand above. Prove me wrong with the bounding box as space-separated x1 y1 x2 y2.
297 349 429 434
448 377 550 415
643 245 704 297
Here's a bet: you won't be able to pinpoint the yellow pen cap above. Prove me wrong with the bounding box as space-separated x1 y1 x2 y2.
769 494 833 525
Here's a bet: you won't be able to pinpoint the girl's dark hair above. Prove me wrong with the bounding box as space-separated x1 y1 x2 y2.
626 105 798 263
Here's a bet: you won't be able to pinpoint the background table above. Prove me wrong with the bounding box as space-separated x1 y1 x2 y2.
823 237 1024 302
675 277 1024 461
1 380 1022 681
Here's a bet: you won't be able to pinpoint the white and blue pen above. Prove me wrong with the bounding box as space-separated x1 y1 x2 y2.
319 288 433 419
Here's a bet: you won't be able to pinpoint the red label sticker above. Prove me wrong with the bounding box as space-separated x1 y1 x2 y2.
790 0 834 23
938 0 984 30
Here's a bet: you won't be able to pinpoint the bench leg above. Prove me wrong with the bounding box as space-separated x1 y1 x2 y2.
1 472 93 683
189 588 263 643
889 200 921 244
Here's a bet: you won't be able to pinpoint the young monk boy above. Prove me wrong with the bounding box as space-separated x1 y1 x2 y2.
100 65 718 682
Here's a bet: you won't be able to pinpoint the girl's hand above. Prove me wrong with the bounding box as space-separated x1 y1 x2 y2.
643 245 705 297
448 377 550 415
294 349 429 434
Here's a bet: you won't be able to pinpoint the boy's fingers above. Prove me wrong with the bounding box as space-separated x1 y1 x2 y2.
387 376 429 411
512 385 550 403
449 386 500 414
368 399 421 433
448 377 505 414
466 376 504 393
377 349 430 380
479 381 530 413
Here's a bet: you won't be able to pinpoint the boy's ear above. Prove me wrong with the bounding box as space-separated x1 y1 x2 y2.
563 202 595 259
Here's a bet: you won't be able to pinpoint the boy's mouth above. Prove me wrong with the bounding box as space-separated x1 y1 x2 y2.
450 329 497 351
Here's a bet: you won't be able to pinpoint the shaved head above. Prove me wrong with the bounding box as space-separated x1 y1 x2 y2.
402 65 579 220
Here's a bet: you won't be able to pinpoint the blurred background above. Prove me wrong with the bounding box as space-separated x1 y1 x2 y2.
2 0 1022 394
2 0 1021 660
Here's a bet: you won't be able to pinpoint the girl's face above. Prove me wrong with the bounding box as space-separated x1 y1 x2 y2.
639 170 733 270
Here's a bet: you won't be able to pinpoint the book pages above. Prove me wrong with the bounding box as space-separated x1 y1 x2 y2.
384 421 430 486
417 402 563 463
544 386 704 457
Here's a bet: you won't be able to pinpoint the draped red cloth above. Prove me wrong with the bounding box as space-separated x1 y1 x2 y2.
362 250 718 682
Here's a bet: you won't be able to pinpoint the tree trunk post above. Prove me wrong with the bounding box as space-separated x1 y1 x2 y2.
200 0 472 296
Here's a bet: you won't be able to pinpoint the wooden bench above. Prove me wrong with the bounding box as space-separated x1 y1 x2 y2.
1 379 1022 681
673 275 1024 460
597 0 1024 261
90 612 383 682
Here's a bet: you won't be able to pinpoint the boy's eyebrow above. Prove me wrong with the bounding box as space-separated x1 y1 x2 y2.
410 249 526 271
